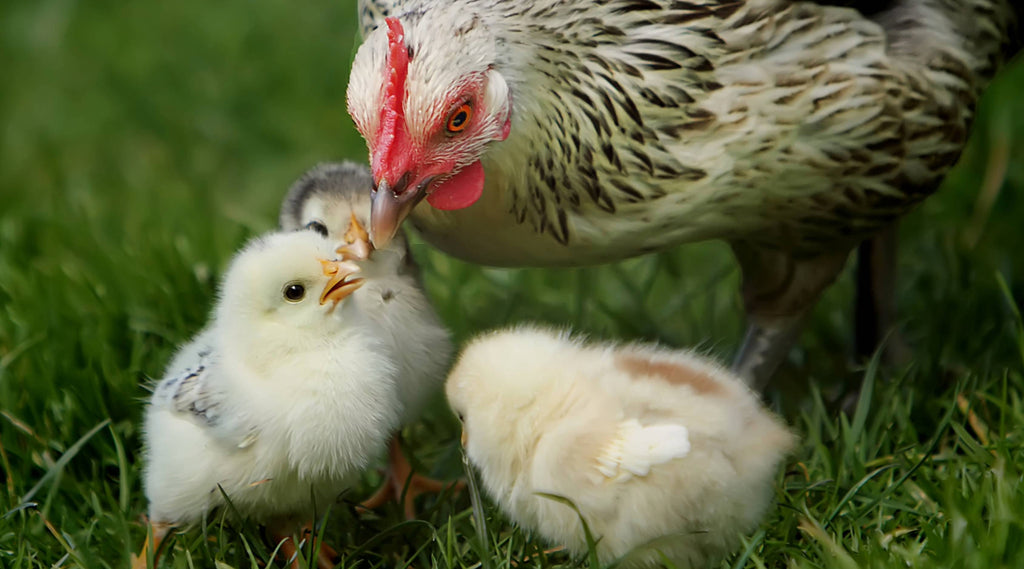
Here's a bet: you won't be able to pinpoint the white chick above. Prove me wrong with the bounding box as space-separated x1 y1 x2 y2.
138 230 399 569
280 162 454 519
446 327 796 569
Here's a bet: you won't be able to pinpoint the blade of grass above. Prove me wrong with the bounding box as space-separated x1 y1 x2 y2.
10 418 111 512
462 447 494 569
534 492 600 569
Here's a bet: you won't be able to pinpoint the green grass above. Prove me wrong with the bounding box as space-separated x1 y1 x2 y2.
2 0 1024 567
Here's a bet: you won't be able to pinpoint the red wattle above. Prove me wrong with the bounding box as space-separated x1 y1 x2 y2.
427 160 485 210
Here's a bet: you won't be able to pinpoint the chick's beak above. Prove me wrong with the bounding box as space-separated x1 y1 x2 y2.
337 213 373 261
370 177 426 248
319 258 364 308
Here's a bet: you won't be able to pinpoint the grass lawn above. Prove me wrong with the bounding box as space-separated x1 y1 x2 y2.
2 1 1024 567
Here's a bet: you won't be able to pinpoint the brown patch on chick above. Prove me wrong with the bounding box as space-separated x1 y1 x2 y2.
615 354 724 395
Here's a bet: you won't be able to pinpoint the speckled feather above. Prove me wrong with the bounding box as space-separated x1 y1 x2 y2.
351 0 1017 266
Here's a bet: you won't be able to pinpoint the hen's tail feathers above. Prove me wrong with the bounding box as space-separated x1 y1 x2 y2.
868 0 1017 87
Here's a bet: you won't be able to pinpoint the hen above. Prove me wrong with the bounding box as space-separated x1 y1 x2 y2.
346 0 1019 386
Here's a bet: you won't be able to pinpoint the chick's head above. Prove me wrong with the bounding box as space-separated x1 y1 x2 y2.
280 162 374 237
280 162 417 277
446 327 583 490
214 230 364 357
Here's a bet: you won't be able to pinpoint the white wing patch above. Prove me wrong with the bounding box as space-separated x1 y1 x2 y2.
150 349 257 449
595 419 690 482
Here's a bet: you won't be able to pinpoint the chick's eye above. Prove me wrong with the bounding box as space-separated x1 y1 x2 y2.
446 104 472 133
283 282 306 302
304 220 328 237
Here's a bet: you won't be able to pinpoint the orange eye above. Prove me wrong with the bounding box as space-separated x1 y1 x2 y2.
446 104 472 133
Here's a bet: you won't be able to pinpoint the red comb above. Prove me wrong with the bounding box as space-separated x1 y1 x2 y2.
373 17 411 184
385 17 410 80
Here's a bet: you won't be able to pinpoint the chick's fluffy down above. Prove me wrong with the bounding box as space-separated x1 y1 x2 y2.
446 327 795 568
142 231 402 526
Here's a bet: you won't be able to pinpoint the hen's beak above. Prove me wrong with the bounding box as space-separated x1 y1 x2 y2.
370 178 426 248
319 258 364 308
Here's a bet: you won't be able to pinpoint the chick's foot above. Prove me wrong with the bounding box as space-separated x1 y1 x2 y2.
268 521 340 569
359 437 464 520
131 521 173 569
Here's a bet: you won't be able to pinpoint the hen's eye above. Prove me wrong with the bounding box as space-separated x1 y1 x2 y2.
446 104 472 133
304 220 328 237
283 282 306 302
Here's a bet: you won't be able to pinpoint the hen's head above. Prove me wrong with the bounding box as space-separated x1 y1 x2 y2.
347 14 512 246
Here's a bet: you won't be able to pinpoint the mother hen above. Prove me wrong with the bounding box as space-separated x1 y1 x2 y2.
346 0 1019 387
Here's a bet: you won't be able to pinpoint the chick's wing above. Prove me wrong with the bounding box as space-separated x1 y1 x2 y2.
595 419 691 482
150 351 256 449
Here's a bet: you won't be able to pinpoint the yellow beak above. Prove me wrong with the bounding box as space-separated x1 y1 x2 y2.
337 212 374 261
319 258 364 308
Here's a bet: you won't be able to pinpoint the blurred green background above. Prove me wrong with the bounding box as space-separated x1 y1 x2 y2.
1 0 1023 566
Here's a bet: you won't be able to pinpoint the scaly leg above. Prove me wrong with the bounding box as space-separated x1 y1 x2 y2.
730 242 852 390
855 222 911 365
131 520 173 569
733 313 810 390
359 437 464 520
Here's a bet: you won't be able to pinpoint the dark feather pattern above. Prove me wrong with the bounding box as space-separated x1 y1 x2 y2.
353 0 1018 264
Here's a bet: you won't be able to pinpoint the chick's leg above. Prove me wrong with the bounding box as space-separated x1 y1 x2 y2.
268 521 340 569
730 242 852 390
131 521 172 569
359 437 463 520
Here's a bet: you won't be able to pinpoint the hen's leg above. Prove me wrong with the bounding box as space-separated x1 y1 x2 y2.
730 242 852 389
855 222 911 364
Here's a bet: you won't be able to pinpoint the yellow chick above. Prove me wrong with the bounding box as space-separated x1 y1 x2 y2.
137 230 391 568
446 326 795 568
280 162 456 518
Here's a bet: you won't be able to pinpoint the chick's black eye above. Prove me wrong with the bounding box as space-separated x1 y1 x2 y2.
304 220 328 237
283 282 306 302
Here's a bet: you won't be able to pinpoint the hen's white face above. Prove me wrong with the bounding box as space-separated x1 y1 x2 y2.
347 11 513 246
